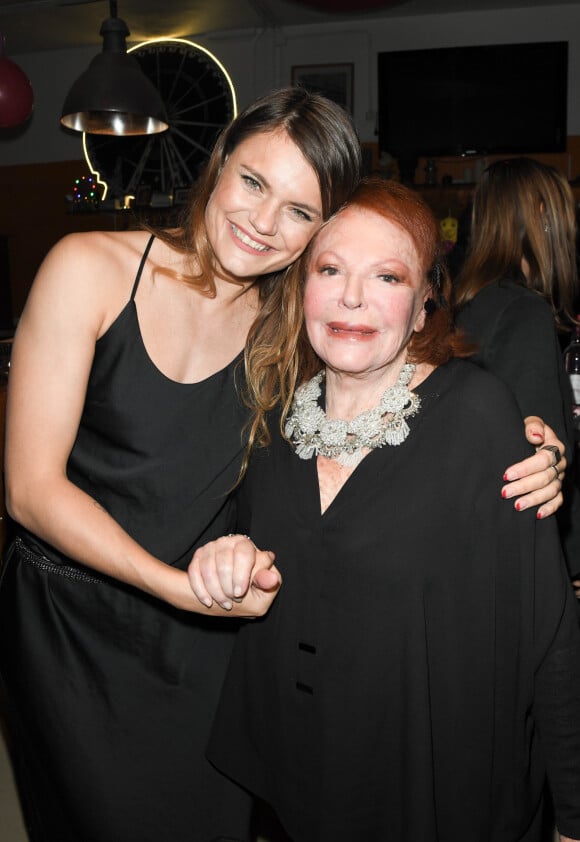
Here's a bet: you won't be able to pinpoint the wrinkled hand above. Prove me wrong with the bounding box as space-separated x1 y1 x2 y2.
188 534 280 617
501 417 566 518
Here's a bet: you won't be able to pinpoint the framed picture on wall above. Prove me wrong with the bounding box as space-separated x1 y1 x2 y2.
291 63 354 114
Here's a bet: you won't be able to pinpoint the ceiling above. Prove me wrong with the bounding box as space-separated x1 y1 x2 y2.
0 0 576 55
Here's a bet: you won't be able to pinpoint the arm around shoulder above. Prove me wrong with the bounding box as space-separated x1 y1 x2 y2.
501 417 566 517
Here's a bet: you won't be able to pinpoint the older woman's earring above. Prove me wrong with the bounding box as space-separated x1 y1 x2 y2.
424 298 437 315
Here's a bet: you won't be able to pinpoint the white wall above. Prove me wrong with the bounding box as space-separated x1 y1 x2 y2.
1 2 578 166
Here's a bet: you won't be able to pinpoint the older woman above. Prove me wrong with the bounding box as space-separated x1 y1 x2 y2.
190 178 580 841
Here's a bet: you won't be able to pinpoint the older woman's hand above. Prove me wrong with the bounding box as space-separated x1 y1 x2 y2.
501 416 566 518
188 534 280 612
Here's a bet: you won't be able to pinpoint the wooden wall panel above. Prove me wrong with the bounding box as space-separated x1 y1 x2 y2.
0 160 119 324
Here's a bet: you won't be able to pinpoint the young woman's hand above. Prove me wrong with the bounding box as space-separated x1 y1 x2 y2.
188 534 280 614
501 416 566 518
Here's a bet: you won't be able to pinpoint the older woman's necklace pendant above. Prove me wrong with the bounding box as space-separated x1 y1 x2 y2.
285 363 421 468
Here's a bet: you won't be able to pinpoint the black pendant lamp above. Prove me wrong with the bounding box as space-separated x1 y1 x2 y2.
60 0 168 135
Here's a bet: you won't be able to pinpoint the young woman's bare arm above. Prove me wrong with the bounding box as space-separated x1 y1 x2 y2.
5 233 274 618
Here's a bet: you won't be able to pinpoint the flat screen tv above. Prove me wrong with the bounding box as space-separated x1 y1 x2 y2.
378 42 568 162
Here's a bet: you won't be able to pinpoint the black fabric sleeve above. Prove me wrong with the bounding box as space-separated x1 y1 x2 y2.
480 292 580 578
532 517 580 837
481 294 568 434
465 364 580 835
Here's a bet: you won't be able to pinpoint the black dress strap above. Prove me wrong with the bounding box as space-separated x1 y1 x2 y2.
129 235 155 301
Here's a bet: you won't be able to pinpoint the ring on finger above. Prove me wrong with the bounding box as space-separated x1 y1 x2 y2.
552 464 561 481
541 444 561 467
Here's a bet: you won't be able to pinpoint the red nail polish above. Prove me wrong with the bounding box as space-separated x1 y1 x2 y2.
501 487 508 498
515 501 522 512
502 473 509 482
537 510 543 520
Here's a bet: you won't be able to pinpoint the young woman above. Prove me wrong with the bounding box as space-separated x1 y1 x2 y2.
0 87 359 842
190 178 580 841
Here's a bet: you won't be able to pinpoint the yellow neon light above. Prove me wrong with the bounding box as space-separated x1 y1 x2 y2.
82 132 109 200
82 37 238 199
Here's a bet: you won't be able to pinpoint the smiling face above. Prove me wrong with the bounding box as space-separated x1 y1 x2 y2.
303 206 429 387
204 129 323 281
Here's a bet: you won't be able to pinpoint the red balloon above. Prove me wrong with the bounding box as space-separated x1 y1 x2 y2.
0 57 34 128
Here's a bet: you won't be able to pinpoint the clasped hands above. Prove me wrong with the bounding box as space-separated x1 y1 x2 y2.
188 534 280 616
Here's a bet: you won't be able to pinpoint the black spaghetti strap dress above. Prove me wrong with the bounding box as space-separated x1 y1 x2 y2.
0 236 252 842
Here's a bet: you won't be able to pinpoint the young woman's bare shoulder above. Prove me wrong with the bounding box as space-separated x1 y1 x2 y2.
45 229 152 286
30 229 155 328
37 231 149 299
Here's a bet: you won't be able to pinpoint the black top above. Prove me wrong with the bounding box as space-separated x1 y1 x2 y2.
456 277 580 577
209 359 580 841
65 236 248 566
0 236 252 842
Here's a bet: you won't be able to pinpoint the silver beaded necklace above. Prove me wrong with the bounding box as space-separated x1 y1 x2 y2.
285 362 421 468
